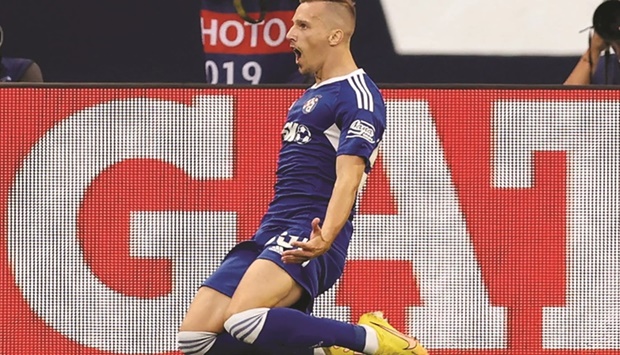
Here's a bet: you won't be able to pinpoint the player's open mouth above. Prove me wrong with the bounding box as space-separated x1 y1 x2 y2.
292 48 302 63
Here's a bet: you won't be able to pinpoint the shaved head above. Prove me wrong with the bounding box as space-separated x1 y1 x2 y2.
299 0 356 39
287 0 359 80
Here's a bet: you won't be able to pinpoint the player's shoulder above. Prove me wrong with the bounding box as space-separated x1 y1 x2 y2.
341 69 380 96
338 69 384 114
311 69 383 110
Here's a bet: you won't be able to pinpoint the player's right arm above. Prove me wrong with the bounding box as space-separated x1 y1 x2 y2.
281 154 366 264
319 154 367 243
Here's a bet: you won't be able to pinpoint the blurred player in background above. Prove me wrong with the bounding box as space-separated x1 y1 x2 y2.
564 31 620 85
564 0 620 85
0 25 43 82
200 0 309 84
178 0 428 354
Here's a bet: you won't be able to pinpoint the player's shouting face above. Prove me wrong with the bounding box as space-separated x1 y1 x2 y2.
286 1 355 77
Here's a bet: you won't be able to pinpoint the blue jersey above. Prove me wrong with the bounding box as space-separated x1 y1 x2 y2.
0 57 34 82
200 0 305 84
203 70 385 304
592 53 620 85
259 69 386 246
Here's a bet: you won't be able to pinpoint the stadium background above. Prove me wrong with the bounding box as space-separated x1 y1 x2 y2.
0 0 608 84
1 87 619 354
1 0 620 354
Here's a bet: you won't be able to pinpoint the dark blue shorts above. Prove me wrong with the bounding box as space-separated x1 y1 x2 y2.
202 225 348 313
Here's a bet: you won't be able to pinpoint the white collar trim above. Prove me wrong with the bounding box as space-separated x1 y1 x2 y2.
310 68 366 89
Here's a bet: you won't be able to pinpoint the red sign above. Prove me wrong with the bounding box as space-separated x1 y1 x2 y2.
0 87 619 354
200 10 294 55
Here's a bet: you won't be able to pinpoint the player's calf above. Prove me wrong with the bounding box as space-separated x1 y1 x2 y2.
225 307 379 354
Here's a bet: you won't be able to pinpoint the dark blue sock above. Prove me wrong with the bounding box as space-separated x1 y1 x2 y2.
207 331 270 355
252 308 367 352
208 331 312 355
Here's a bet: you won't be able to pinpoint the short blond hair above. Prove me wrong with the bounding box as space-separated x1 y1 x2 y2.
299 0 356 21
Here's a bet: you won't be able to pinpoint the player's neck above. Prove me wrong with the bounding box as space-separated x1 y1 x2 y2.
314 50 357 84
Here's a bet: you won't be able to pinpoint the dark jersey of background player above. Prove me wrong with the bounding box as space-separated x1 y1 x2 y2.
592 53 620 84
0 57 43 82
200 0 306 84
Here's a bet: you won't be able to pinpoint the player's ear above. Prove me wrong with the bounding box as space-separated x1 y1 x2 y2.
328 29 344 46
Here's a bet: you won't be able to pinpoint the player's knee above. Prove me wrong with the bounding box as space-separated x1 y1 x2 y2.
222 302 255 322
223 308 270 344
177 331 217 355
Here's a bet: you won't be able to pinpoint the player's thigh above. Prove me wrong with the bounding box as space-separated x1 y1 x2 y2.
179 286 231 333
226 258 304 316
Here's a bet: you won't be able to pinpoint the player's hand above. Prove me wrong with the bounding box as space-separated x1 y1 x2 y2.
591 31 610 53
281 218 332 264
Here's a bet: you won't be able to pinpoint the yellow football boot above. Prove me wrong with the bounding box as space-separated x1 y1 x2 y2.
357 312 428 355
322 345 363 354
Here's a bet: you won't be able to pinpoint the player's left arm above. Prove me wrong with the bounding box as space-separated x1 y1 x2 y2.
282 155 365 264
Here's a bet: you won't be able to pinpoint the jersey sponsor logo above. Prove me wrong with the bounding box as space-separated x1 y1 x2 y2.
346 119 376 143
302 95 321 114
200 9 293 55
282 121 312 144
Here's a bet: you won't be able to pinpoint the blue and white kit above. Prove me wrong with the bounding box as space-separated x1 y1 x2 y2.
203 69 386 312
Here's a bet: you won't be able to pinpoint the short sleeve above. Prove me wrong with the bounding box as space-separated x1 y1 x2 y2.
335 90 386 172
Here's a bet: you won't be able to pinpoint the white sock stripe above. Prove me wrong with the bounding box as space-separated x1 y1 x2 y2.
177 331 217 355
224 308 270 345
240 312 267 344
178 338 210 347
230 313 263 340
179 342 211 355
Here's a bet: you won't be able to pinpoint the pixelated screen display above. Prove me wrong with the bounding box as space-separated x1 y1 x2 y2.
0 87 619 354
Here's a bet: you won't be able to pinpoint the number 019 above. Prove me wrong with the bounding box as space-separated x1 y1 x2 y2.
205 60 262 84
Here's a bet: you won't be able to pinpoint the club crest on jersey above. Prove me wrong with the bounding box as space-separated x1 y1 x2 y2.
346 119 376 143
302 95 321 114
282 121 312 144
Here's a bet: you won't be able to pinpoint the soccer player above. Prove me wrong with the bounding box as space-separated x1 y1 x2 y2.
178 1 428 354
